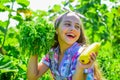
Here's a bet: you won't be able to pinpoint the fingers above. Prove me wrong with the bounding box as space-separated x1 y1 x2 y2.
90 52 97 63
77 52 98 69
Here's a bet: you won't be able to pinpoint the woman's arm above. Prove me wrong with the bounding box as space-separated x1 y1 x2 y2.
72 62 86 80
27 55 49 80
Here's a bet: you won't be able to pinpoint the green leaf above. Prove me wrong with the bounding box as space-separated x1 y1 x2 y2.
11 15 23 22
110 0 117 2
0 54 18 73
0 3 10 12
18 64 26 71
0 20 8 27
52 4 61 12
69 0 75 2
0 0 11 3
16 0 30 7
0 26 6 34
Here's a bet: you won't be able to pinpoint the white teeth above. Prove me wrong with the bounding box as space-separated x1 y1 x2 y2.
67 33 75 37
70 34 74 36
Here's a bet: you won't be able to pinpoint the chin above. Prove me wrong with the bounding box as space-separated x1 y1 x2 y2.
65 41 76 45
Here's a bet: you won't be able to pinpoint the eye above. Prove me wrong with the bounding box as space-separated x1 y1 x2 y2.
64 23 71 27
75 25 80 29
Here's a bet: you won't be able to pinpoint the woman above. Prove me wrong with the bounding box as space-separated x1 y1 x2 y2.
27 11 102 80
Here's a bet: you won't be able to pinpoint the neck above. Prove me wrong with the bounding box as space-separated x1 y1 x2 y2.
59 42 71 55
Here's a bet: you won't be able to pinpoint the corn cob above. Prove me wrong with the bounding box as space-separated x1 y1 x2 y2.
78 42 101 64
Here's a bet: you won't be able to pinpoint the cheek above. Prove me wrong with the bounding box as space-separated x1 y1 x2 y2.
76 29 81 36
57 27 66 37
76 30 81 40
77 33 80 40
60 26 68 33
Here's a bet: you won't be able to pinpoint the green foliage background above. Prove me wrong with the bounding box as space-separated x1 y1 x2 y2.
0 0 120 80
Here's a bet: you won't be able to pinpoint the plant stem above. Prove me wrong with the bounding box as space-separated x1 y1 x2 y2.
2 1 15 47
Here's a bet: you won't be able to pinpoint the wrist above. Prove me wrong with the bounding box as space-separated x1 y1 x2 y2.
76 61 85 69
76 62 84 73
78 68 84 73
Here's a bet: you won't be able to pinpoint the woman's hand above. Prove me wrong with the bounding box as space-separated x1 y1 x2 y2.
77 52 98 69
72 52 97 80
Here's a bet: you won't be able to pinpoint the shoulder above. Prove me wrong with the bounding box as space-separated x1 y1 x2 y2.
71 44 87 59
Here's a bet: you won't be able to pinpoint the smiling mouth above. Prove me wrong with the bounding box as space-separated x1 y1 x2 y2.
66 34 76 38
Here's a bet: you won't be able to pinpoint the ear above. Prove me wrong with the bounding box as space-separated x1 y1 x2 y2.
56 31 58 34
56 29 58 34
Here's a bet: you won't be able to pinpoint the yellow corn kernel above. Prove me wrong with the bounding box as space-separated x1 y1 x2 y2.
79 42 101 64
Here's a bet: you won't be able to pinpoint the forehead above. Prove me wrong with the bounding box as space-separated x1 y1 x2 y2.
62 12 81 23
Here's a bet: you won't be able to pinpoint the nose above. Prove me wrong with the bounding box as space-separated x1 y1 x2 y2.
70 25 75 31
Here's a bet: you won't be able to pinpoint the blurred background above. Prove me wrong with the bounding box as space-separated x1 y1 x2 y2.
0 0 120 80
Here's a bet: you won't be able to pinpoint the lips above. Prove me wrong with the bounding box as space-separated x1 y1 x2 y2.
66 33 76 39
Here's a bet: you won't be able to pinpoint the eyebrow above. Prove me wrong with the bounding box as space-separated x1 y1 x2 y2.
64 20 71 23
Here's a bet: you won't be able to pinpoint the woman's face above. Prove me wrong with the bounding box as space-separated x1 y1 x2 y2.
56 12 81 45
